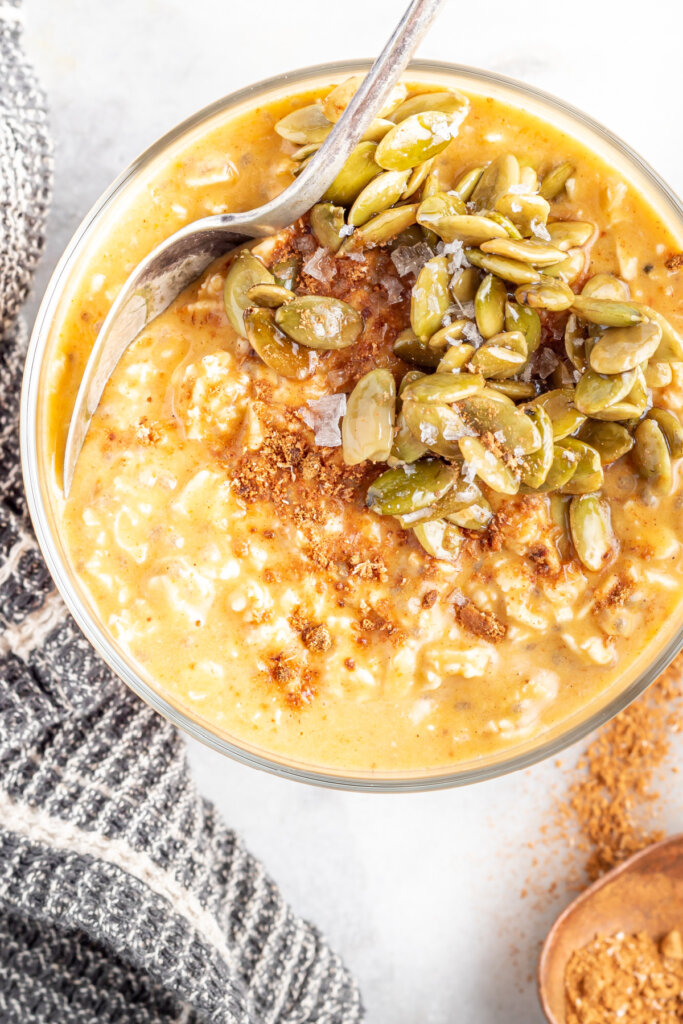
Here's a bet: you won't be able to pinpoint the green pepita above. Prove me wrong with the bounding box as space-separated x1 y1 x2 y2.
471 154 520 210
243 306 317 380
457 392 541 454
323 141 380 206
344 203 419 249
558 439 604 494
569 495 615 572
547 220 594 250
418 212 505 246
224 251 275 336
394 328 442 368
458 436 520 495
275 103 332 145
453 166 484 202
466 248 541 285
480 237 567 266
633 418 673 495
400 371 485 404
412 519 463 562
411 256 451 340
515 278 574 311
348 170 411 227
245 283 295 308
539 162 575 201
577 421 635 464
574 368 638 415
581 274 629 301
367 459 457 515
646 408 683 458
530 388 586 440
310 202 346 252
589 320 662 374
342 369 396 465
570 295 644 328
470 331 527 379
519 406 554 489
505 301 542 352
495 193 550 236
275 295 363 350
475 273 507 339
375 111 461 172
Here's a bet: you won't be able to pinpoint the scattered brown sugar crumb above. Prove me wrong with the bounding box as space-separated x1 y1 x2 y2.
301 623 332 653
565 930 683 1024
267 651 317 708
456 599 507 643
422 589 438 609
665 252 683 272
557 652 683 881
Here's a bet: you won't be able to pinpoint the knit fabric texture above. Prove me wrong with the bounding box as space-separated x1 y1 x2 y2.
0 4 362 1023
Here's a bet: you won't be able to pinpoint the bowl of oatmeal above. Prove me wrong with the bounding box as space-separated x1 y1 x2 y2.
21 61 683 789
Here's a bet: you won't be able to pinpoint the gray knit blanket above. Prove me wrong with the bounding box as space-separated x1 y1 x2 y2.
0 4 362 1021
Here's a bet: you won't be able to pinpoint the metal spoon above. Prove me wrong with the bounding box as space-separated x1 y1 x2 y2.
62 0 447 494
538 833 683 1023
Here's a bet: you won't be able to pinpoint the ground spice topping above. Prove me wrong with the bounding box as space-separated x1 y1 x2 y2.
565 929 683 1023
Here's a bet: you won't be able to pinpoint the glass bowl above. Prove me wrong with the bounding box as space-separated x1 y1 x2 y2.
21 60 683 791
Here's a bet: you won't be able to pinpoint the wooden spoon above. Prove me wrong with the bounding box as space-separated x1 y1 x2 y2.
538 833 683 1023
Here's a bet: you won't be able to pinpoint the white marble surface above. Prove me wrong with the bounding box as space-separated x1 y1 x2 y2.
22 1 683 1020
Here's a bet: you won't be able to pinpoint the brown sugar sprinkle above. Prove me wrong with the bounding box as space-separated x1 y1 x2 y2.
456 599 507 643
665 252 683 272
565 930 683 1024
557 652 683 882
301 623 332 653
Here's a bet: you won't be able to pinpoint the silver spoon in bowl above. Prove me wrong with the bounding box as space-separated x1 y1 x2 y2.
62 0 448 495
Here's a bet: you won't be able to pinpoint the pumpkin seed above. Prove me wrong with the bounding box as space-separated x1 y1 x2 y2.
375 111 461 172
578 420 635 464
581 274 629 301
321 76 408 123
519 406 554 488
574 368 638 415
348 170 411 227
644 362 673 388
412 519 463 562
518 165 539 194
224 251 275 336
275 295 363 350
542 248 586 285
245 283 295 308
243 307 317 380
547 220 594 250
437 344 476 371
515 277 574 311
539 162 575 201
367 459 457 515
402 400 472 458
416 191 466 230
271 257 300 291
530 388 586 440
418 212 505 246
453 166 484 202
411 256 450 340
466 249 541 285
401 371 485 404
391 90 469 124
505 301 542 353
569 495 615 572
390 411 429 464
412 481 484 523
323 141 380 206
457 392 541 454
394 328 442 368
570 295 643 328
590 369 649 421
633 419 673 494
290 142 320 162
342 369 396 465
458 436 520 495
275 103 332 145
564 314 586 371
401 159 434 200
361 118 396 143
310 202 346 252
589 320 662 374
450 266 481 304
399 369 425 395
631 304 683 362
470 331 527 379
480 237 567 266
427 320 470 350
471 154 520 210
475 273 507 339
535 444 580 492
495 193 551 236
447 497 494 531
646 408 683 458
558 439 604 494
488 380 537 400
343 203 419 250
482 211 524 240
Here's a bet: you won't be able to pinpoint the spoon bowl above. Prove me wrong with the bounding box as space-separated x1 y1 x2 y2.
538 833 683 1023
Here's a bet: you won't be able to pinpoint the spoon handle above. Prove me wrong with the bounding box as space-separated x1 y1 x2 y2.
243 0 448 234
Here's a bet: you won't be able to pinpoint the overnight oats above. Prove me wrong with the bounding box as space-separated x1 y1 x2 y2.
36 73 683 775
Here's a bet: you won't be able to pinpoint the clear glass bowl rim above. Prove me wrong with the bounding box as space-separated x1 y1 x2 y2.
21 58 683 793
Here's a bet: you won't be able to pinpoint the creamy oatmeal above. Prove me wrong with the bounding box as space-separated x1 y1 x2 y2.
40 78 683 774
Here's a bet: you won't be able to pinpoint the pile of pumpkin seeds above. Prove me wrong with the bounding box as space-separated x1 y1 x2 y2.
223 78 683 574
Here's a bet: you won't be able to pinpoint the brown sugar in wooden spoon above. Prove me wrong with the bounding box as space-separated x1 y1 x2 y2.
538 833 683 1022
